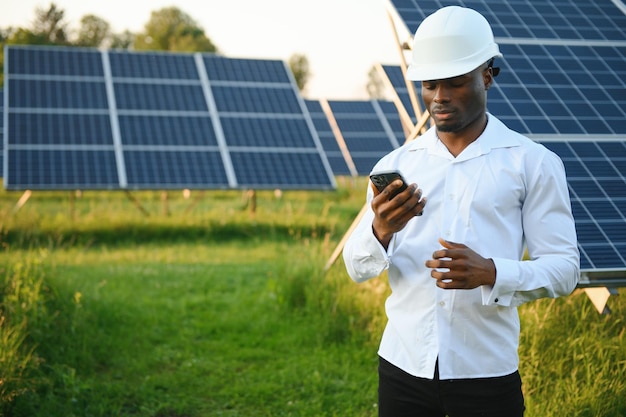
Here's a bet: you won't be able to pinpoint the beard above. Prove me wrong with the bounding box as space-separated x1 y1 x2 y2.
433 119 464 133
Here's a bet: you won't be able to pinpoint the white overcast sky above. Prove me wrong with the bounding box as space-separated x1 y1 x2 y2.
0 0 415 99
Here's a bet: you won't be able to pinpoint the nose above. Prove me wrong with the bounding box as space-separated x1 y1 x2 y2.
433 84 451 103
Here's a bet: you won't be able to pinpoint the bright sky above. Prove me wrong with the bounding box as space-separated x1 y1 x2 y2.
0 0 414 100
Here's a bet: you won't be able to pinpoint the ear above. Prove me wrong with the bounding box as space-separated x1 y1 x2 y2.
483 66 494 90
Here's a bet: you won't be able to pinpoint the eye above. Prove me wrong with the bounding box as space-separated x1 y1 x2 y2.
422 81 436 90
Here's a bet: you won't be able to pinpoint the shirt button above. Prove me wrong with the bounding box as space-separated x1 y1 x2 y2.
494 298 499 303
445 231 451 237
439 301 445 307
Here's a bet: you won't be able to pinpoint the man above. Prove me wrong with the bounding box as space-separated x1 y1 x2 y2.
342 6 579 417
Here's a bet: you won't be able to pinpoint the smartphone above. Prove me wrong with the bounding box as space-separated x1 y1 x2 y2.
369 170 408 200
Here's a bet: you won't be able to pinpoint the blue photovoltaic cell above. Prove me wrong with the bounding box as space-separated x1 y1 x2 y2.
4 45 335 190
304 100 352 176
381 64 421 124
327 100 402 176
109 50 199 79
211 86 301 114
390 0 626 41
220 117 316 148
490 44 626 135
541 140 626 271
203 56 290 83
123 150 228 189
118 115 217 146
8 113 113 145
9 79 109 109
378 100 407 144
114 83 208 111
8 46 104 76
7 149 119 189
229 151 334 189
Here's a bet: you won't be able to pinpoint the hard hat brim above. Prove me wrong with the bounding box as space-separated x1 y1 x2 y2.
406 50 503 81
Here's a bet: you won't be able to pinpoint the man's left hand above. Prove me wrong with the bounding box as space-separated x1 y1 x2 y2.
425 238 496 289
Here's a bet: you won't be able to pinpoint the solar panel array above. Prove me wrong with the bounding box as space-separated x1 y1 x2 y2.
3 45 336 190
387 0 626 275
325 100 405 176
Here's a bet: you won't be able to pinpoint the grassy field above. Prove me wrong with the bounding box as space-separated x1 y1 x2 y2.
1 180 625 416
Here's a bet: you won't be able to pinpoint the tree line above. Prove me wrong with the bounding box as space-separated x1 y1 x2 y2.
0 2 311 91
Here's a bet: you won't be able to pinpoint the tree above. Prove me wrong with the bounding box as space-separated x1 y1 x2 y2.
76 14 110 47
288 53 310 93
32 2 69 45
133 7 217 52
110 30 135 50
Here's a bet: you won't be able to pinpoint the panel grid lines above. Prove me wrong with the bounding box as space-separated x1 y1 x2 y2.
4 45 335 190
541 140 626 270
391 0 626 41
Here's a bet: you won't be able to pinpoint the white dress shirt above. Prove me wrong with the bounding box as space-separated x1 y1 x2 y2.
343 114 579 380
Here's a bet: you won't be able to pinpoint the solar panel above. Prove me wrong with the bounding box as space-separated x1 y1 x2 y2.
387 1 626 137
386 0 626 276
3 45 336 191
304 100 352 176
541 139 626 273
390 0 626 41
380 64 424 125
492 44 626 136
326 100 404 175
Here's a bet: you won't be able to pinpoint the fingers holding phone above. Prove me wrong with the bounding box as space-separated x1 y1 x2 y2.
370 171 408 200
369 170 426 213
369 171 427 247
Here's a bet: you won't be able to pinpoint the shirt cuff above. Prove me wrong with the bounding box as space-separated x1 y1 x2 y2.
481 258 520 306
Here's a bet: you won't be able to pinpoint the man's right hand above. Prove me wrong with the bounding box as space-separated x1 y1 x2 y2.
371 180 426 249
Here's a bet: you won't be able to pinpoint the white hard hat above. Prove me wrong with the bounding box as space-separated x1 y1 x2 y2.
406 6 502 81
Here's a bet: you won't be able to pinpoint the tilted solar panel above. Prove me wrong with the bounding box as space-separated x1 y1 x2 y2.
492 44 626 136
390 0 626 41
386 0 626 276
379 43 626 138
379 64 420 125
304 100 352 176
326 100 404 175
3 45 336 191
541 140 626 272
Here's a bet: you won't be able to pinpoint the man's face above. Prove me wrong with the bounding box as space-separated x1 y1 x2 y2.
421 65 492 134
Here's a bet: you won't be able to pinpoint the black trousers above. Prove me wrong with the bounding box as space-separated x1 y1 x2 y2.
378 356 525 417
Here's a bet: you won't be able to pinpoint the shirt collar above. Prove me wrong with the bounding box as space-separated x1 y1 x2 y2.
407 114 521 160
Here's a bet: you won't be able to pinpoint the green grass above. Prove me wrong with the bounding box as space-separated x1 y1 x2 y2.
1 183 625 416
